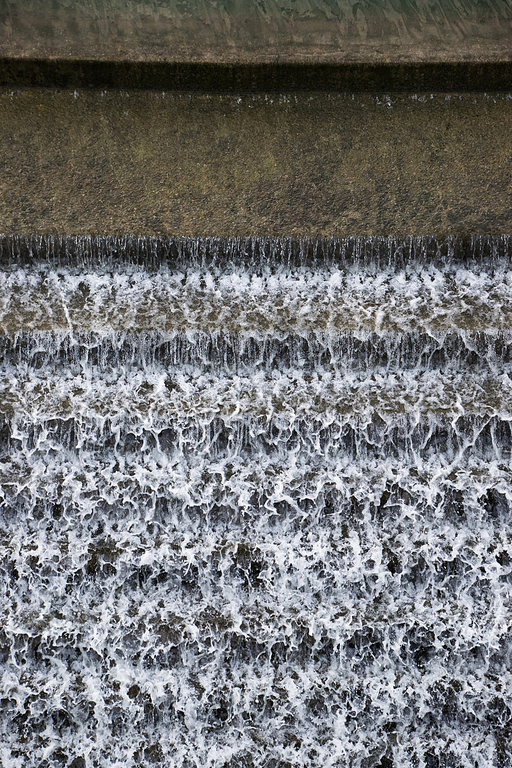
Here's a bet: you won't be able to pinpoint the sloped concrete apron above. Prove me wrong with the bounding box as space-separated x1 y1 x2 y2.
2 0 512 63
0 89 511 236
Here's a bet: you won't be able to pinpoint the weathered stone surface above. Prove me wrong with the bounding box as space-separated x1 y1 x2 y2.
1 0 512 63
1 89 511 237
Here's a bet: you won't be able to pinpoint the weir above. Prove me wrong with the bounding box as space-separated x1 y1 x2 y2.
1 4 512 768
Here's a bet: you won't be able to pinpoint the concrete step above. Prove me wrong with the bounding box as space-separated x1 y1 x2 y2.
1 90 512 236
2 0 512 65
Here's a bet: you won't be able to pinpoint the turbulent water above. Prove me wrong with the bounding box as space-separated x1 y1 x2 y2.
1 236 512 768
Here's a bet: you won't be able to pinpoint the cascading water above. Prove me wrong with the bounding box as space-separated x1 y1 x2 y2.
1 235 511 768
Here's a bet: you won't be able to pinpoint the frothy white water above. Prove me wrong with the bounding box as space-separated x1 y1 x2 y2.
0 265 512 333
1 240 511 768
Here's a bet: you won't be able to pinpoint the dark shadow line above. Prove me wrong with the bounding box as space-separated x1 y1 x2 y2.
0 59 511 92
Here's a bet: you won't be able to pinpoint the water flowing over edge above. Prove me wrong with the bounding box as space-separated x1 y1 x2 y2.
1 235 512 768
1 234 512 272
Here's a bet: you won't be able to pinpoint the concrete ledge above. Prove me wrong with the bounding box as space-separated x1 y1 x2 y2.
1 89 511 237
2 0 512 64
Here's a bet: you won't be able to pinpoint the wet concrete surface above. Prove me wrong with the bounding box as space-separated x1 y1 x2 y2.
1 89 511 237
2 0 512 64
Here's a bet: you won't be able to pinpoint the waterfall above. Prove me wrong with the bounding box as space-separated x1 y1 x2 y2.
1 236 511 768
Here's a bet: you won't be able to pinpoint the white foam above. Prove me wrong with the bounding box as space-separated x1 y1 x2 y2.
0 262 511 767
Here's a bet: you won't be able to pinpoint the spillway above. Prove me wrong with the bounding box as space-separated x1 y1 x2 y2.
0 235 511 768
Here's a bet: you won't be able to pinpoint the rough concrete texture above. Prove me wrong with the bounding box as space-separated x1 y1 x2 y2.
1 0 512 63
1 89 511 237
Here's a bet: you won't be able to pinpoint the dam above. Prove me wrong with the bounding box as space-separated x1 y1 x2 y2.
1 4 512 768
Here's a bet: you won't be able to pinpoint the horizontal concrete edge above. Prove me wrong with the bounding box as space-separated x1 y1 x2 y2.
1 59 512 92
3 1 512 67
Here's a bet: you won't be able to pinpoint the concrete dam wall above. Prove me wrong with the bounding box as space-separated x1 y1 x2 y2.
1 4 512 768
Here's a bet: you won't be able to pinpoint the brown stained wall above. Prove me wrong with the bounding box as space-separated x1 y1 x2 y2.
1 89 511 237
1 0 512 63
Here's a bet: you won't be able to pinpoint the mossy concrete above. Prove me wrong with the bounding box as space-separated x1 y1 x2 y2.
1 89 511 236
2 0 512 64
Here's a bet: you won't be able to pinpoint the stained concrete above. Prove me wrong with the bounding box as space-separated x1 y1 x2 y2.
1 89 511 237
1 0 512 64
